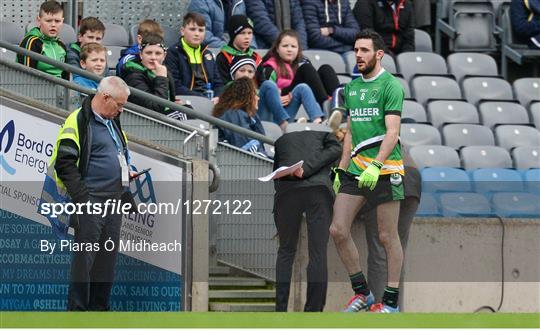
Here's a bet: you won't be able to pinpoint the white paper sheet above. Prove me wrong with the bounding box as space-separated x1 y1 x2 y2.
257 160 304 182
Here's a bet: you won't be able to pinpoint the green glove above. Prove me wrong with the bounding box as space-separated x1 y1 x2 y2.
356 160 384 191
332 167 345 194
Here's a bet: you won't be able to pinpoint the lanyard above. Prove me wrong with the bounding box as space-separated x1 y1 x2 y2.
104 120 123 154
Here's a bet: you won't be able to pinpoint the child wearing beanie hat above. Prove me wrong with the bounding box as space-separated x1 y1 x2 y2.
216 15 262 84
229 55 257 80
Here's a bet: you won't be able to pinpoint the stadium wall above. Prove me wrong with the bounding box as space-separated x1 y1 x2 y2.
288 217 540 312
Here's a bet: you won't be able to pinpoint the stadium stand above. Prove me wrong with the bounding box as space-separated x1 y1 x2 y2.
182 96 214 117
337 74 352 84
402 100 428 123
524 169 540 194
396 52 448 82
411 76 462 106
513 78 540 108
396 77 411 98
490 0 511 15
400 123 442 146
495 125 540 150
0 21 25 45
0 48 16 61
261 121 283 141
302 50 347 74
461 145 513 169
421 167 472 192
295 106 309 120
130 23 180 48
498 2 540 79
102 23 130 47
478 101 530 129
435 0 497 53
105 46 124 70
439 192 493 217
461 77 514 105
409 145 461 168
447 52 498 83
183 119 210 130
492 192 540 217
414 28 433 52
530 102 540 129
285 123 332 133
471 168 524 193
428 100 479 129
442 124 495 149
343 50 355 74
512 146 540 169
416 193 441 216
381 55 398 74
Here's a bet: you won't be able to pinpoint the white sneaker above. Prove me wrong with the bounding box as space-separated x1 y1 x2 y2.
326 110 343 131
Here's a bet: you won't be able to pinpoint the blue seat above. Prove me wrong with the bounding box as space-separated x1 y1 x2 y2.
416 193 441 217
492 192 540 218
471 168 524 193
524 169 540 195
439 192 493 217
421 167 472 193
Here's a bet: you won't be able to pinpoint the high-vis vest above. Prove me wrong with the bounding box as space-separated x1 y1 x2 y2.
38 108 129 239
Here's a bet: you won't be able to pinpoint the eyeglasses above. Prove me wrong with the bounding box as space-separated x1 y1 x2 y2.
105 94 126 110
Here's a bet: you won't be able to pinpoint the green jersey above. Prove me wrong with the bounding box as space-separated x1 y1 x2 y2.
344 68 404 176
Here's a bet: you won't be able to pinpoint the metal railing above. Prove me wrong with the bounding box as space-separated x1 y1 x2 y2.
0 41 273 145
0 40 279 281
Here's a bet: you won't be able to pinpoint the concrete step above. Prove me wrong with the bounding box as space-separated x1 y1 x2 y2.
209 277 266 287
209 289 275 299
209 265 230 276
209 302 275 312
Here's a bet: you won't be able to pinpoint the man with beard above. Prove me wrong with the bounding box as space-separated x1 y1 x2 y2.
330 29 405 313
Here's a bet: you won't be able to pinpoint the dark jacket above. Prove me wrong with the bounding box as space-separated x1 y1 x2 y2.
122 58 176 114
246 0 308 49
164 41 224 97
353 0 415 54
510 0 540 46
301 0 360 53
55 95 128 203
217 109 266 152
66 42 81 67
273 131 341 194
116 43 140 77
187 0 250 48
17 27 69 79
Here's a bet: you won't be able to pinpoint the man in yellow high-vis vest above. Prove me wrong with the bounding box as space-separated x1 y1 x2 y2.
46 76 134 311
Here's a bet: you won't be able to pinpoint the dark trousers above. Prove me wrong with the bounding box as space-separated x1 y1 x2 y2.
284 63 340 105
361 196 419 305
67 196 122 311
274 186 333 312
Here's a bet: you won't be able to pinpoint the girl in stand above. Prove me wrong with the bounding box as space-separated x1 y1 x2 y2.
257 30 341 131
213 77 268 157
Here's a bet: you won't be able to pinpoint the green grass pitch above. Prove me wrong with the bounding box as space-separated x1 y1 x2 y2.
1 312 539 328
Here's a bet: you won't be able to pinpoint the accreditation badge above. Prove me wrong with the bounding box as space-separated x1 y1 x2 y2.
118 153 129 187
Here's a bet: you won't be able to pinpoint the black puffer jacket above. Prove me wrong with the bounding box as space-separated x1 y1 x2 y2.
122 58 177 114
